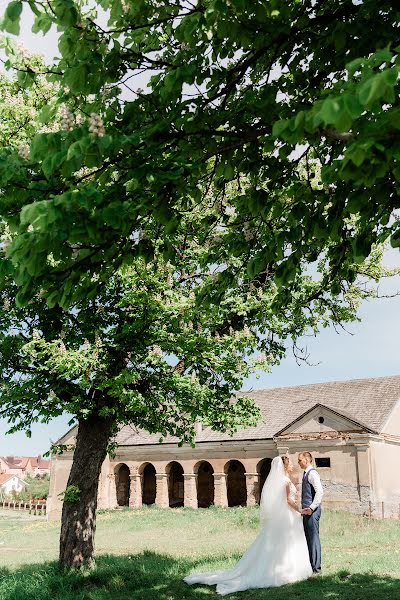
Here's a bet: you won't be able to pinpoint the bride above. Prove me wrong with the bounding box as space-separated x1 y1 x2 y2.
183 456 312 595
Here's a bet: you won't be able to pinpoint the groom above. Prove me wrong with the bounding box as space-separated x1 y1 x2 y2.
298 451 323 574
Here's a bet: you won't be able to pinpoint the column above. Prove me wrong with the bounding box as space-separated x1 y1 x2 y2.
213 472 228 507
155 473 169 508
129 474 142 508
107 473 118 508
355 443 372 508
183 473 198 508
245 472 258 506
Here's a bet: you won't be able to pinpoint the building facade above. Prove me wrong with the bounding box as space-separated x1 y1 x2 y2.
47 376 400 520
0 456 50 479
0 474 27 497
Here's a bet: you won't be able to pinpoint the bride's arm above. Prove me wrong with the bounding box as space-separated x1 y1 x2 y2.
286 482 301 513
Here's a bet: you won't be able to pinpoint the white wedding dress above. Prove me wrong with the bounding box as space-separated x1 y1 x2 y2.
183 457 312 595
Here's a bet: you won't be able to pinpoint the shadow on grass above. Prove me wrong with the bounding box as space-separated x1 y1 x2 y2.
0 552 399 600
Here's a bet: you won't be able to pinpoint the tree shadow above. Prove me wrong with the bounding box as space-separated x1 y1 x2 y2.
0 552 399 599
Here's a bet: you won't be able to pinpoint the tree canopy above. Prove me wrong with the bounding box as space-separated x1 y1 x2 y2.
1 0 399 570
0 0 399 308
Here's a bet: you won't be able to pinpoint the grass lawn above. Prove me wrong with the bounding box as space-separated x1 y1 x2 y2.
0 506 399 599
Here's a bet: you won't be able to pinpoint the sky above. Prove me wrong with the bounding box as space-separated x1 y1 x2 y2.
0 5 399 456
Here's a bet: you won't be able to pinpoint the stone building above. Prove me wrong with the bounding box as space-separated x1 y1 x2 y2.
47 375 400 520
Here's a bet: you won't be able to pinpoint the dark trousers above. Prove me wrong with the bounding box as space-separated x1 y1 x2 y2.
302 506 322 572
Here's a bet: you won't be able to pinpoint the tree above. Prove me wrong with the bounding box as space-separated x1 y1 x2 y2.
0 66 386 567
0 0 398 571
20 473 50 501
0 0 399 306
2 221 377 568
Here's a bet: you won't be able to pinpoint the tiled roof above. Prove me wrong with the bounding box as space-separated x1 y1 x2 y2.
30 457 50 469
1 457 29 468
115 375 400 446
0 456 50 469
0 473 13 485
0 473 27 487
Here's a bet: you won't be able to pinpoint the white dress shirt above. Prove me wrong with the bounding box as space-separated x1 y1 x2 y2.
304 465 323 511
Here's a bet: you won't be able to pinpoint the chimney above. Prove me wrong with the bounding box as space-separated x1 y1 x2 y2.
194 421 202 436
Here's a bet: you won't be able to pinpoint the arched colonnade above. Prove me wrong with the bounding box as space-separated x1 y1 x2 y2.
112 457 273 509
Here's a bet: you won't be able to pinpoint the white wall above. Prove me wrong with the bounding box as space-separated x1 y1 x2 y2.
0 476 26 495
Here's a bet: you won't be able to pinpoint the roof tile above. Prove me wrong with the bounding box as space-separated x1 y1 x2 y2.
115 375 400 446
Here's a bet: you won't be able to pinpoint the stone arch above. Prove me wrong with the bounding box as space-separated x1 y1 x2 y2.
225 460 246 507
194 461 214 508
139 462 156 506
257 458 273 503
114 463 130 506
166 461 184 507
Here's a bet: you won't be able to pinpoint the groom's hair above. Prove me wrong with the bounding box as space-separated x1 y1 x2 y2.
300 451 313 462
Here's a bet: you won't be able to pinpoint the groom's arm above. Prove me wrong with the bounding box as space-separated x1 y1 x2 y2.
308 471 323 512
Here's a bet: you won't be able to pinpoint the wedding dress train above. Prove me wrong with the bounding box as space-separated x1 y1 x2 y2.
183 457 312 595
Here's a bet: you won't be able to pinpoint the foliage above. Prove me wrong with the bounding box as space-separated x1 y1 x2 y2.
58 485 81 503
0 10 396 447
0 55 389 450
0 1 399 308
19 474 50 501
1 0 399 569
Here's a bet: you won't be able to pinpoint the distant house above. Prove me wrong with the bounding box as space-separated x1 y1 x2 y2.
0 456 50 479
0 474 27 497
30 456 51 477
48 375 400 520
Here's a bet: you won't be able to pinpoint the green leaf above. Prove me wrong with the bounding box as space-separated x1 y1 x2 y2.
358 74 385 107
38 105 52 124
30 134 49 162
32 12 53 34
317 98 342 126
223 163 234 180
46 290 60 308
390 229 400 248
67 141 82 161
6 0 22 20
348 146 366 167
272 119 289 137
346 58 364 79
65 65 89 93
381 67 399 87
53 0 79 26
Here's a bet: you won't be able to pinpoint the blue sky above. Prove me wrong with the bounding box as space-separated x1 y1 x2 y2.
0 6 399 455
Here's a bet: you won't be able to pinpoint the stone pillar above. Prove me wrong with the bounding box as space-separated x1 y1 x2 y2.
107 473 118 508
129 474 142 508
355 443 372 509
155 473 169 508
213 472 228 507
245 472 258 506
184 473 198 508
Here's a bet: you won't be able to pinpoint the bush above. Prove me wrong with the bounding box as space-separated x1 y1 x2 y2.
19 474 50 502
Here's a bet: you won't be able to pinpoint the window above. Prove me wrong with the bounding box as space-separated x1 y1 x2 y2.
318 416 325 424
315 458 331 468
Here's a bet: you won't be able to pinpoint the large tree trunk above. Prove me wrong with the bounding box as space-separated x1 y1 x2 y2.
59 414 113 570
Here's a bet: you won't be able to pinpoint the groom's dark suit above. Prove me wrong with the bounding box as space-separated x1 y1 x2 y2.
302 468 322 573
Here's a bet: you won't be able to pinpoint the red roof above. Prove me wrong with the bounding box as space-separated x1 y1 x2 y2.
30 457 50 469
0 473 14 484
0 456 50 470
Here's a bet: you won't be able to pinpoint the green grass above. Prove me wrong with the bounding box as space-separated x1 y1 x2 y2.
0 507 399 599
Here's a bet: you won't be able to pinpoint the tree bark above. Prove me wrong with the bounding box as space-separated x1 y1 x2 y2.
59 414 113 570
